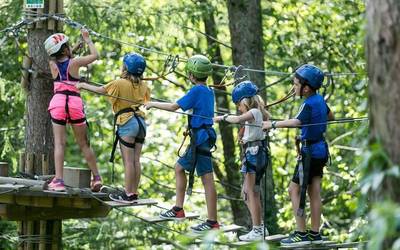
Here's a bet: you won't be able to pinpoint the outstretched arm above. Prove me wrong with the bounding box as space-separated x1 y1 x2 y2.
262 119 301 130
214 110 254 124
145 101 180 111
76 82 106 94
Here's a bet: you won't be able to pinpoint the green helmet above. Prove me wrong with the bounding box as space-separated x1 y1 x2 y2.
185 55 213 79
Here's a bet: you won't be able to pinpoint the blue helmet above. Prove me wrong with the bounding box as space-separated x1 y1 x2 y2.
123 53 146 76
232 81 258 104
295 64 324 89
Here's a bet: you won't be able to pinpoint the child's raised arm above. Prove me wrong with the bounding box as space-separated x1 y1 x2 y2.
72 28 99 67
214 110 255 124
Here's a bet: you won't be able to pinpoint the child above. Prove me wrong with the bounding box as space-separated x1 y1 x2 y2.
145 55 219 232
77 53 149 203
44 29 102 192
214 81 270 241
262 64 334 246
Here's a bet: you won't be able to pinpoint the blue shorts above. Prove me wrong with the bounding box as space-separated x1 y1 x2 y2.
177 141 213 177
117 116 146 137
240 148 267 174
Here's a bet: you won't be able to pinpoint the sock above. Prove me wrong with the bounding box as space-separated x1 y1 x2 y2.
93 175 101 181
125 192 134 196
206 220 218 225
173 206 182 212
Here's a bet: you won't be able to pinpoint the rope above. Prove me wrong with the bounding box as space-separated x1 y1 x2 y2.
5 13 365 78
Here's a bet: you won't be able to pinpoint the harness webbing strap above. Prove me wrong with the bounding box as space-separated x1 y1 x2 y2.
109 107 146 182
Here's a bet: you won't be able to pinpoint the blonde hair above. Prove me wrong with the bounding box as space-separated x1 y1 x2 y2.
241 95 271 120
121 66 142 85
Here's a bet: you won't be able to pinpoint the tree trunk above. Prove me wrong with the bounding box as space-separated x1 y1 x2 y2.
26 29 54 175
201 5 250 228
227 0 279 232
366 0 400 247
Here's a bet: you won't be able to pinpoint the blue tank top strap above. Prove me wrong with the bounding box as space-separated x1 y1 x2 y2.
54 59 80 82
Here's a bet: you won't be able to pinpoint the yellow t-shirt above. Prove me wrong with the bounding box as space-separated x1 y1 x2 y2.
104 78 150 125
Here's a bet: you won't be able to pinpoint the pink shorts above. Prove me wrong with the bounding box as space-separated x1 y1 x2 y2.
48 94 86 126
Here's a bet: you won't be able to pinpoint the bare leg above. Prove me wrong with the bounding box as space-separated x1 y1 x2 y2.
132 142 143 194
288 181 306 232
119 136 135 194
201 172 217 221
246 173 262 226
71 124 99 176
52 123 67 179
308 177 322 232
175 163 187 208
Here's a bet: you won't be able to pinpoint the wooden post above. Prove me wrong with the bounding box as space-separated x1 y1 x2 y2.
39 221 47 250
0 162 8 177
47 0 56 30
36 8 44 29
56 0 64 31
42 154 49 175
26 221 34 250
21 56 32 91
25 153 34 175
19 152 25 173
51 220 61 250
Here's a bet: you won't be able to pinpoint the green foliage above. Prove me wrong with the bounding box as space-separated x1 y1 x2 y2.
0 0 372 248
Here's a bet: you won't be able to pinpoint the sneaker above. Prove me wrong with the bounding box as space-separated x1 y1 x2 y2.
109 192 138 204
159 208 186 221
191 220 220 233
48 178 66 192
308 230 323 244
280 231 311 246
239 228 264 241
90 176 102 192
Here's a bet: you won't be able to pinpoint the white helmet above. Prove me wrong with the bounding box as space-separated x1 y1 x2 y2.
44 33 69 56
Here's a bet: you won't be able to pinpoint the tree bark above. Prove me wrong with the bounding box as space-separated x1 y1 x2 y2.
201 5 250 227
26 28 54 175
227 0 279 232
366 0 400 247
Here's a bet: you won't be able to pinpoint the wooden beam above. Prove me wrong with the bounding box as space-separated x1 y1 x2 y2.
143 212 199 223
51 220 61 250
39 220 46 250
0 205 111 220
0 162 8 177
42 154 49 175
25 153 34 175
0 176 46 188
104 199 158 208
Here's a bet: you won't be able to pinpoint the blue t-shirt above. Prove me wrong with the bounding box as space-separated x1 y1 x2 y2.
177 84 216 145
295 94 329 158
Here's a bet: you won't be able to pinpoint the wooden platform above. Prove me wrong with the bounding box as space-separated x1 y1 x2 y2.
142 212 199 223
104 199 158 208
231 234 288 246
188 224 244 238
280 241 363 249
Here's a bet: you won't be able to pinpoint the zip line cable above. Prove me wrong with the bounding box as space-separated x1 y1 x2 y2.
6 12 365 78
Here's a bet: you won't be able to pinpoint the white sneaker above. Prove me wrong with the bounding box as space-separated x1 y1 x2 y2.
239 228 265 242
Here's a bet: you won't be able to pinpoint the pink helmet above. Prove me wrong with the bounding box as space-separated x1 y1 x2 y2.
44 33 69 56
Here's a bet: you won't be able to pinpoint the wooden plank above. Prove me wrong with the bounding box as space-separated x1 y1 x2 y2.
188 224 244 238
280 241 341 250
104 199 158 208
0 176 46 188
26 221 34 250
26 153 34 174
41 154 49 175
19 152 25 173
31 197 54 208
143 212 200 223
0 194 15 204
0 162 8 177
220 224 244 233
39 220 46 250
0 204 111 220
